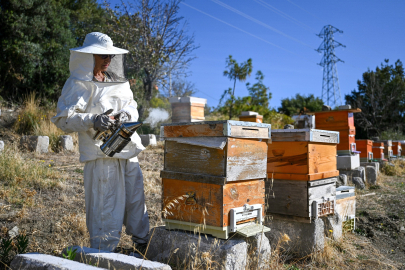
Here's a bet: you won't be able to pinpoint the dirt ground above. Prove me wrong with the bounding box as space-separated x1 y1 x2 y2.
1 132 405 269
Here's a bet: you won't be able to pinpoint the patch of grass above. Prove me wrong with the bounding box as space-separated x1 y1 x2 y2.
0 143 64 206
0 228 29 270
74 168 84 174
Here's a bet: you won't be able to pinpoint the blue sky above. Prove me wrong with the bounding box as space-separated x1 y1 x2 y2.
103 0 405 110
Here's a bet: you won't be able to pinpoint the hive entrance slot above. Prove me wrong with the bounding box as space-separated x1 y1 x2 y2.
320 135 330 138
242 128 259 131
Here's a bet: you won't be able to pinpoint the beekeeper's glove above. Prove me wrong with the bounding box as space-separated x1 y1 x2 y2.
93 114 113 131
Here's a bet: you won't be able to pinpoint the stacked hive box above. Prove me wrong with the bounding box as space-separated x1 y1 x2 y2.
266 129 339 223
392 141 402 157
160 120 271 239
309 108 361 170
335 186 356 231
238 111 263 123
356 140 373 162
372 142 385 161
169 97 207 123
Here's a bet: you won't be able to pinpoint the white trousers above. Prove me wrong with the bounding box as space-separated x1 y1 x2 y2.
83 157 149 251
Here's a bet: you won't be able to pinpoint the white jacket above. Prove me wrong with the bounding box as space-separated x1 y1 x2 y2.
51 51 145 162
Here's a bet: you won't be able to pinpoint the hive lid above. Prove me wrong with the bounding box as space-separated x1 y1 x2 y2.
236 224 270 237
306 108 361 114
271 128 339 143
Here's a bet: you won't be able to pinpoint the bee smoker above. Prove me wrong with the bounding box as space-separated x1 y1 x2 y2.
93 110 143 157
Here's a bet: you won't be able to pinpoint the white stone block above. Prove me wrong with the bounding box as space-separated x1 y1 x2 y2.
0 140 4 152
20 136 49 153
140 134 157 147
60 135 74 151
265 218 324 257
145 226 270 270
63 246 171 270
169 96 207 104
337 154 360 170
10 253 101 270
339 167 366 185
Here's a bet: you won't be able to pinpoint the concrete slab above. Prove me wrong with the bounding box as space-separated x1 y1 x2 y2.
63 246 171 270
265 218 324 257
360 162 380 174
60 135 74 151
337 154 360 170
322 213 343 241
10 253 103 270
352 177 365 189
365 166 377 185
145 226 271 270
337 174 348 187
20 136 49 153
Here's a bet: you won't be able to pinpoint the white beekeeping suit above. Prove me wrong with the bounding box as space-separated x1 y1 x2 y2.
51 32 149 251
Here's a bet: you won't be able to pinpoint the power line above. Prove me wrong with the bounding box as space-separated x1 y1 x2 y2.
210 0 314 49
254 0 316 33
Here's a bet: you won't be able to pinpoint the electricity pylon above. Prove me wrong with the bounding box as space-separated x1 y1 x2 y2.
316 25 346 107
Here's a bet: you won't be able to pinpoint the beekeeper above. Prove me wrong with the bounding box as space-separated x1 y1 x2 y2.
51 32 149 252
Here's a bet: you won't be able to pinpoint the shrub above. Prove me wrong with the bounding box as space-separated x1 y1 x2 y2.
0 228 29 270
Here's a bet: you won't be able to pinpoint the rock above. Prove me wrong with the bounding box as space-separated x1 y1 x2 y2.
20 136 49 153
283 124 294 129
63 246 171 270
322 213 343 241
140 134 157 147
265 218 325 257
360 162 380 174
322 105 332 111
145 226 269 270
352 177 365 189
365 166 377 185
337 174 348 187
8 226 19 238
60 135 74 151
0 140 4 152
339 167 366 184
10 253 101 270
246 232 271 269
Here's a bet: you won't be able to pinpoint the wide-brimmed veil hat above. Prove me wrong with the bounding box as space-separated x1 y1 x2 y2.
70 32 128 54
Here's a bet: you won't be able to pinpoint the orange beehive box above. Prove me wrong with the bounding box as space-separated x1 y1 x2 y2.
372 142 385 160
356 140 373 161
268 129 339 181
169 97 207 123
338 129 356 152
392 141 402 156
310 109 361 130
239 115 263 123
161 173 265 239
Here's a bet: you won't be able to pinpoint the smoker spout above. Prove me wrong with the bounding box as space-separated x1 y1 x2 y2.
122 122 143 133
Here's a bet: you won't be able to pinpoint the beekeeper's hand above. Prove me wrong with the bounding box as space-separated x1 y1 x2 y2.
93 114 113 131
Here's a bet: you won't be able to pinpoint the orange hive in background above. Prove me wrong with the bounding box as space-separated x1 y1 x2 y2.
238 111 263 123
372 142 385 160
356 139 373 162
392 141 402 157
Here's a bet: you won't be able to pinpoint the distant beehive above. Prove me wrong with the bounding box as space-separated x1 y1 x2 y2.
356 140 373 162
238 111 263 123
392 141 402 157
169 97 207 123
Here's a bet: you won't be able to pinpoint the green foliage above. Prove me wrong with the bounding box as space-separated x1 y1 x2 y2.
0 229 29 270
0 0 106 102
278 94 324 116
63 246 78 261
345 59 405 139
380 129 405 141
221 55 253 119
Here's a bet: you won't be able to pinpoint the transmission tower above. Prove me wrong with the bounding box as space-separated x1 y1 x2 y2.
316 25 346 107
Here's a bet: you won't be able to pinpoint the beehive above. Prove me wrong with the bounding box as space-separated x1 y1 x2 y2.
169 96 207 123
392 141 402 157
238 111 263 123
308 109 361 154
161 172 265 239
266 177 337 223
160 120 271 239
267 129 339 181
375 140 393 159
372 142 385 160
356 140 373 162
336 186 356 231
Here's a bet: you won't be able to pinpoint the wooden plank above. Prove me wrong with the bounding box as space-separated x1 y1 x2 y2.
267 141 309 174
239 115 263 123
308 143 337 174
335 196 356 218
162 178 224 227
315 111 355 129
226 138 267 181
163 123 225 137
271 129 339 143
265 179 309 217
164 140 226 176
190 103 205 119
271 132 308 142
337 133 355 151
160 170 227 185
307 177 337 187
267 171 339 181
223 180 265 227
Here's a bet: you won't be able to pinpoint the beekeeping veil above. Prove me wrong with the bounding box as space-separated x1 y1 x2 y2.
52 32 144 163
